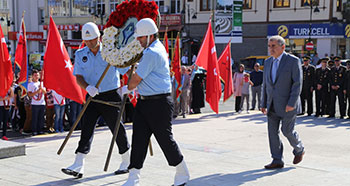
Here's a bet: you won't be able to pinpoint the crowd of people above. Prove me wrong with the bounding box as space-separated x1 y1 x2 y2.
0 69 85 140
231 53 350 120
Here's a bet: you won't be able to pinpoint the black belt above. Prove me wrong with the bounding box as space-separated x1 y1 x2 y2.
140 93 171 100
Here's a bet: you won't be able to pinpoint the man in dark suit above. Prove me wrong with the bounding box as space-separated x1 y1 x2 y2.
300 56 315 116
329 56 346 118
315 58 330 117
261 35 305 169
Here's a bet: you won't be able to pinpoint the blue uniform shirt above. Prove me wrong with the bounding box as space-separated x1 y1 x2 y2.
73 45 129 93
136 39 171 96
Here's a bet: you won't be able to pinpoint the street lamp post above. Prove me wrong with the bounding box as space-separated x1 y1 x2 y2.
187 4 192 65
306 0 320 55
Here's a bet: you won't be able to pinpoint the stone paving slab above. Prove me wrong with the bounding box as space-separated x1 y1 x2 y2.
0 140 25 159
0 110 350 186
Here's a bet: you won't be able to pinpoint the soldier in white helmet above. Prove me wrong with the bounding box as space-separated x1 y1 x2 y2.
61 22 130 178
120 18 190 186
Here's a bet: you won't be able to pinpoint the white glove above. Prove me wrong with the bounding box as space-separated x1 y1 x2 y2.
86 85 99 97
117 85 132 97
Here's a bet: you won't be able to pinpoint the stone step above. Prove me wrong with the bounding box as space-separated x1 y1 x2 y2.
0 140 25 159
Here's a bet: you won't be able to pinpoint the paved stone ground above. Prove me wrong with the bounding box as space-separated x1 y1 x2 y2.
1 96 350 186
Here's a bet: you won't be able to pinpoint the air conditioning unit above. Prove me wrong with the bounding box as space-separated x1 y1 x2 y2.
159 5 169 14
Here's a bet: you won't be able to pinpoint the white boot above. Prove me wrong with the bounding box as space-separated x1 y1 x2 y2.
122 168 140 186
115 151 130 174
61 152 86 178
174 160 190 186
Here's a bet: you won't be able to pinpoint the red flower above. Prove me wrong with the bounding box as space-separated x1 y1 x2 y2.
105 0 159 29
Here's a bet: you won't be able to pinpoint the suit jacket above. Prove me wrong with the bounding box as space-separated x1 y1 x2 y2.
302 64 315 90
261 52 302 117
329 65 346 90
315 67 330 89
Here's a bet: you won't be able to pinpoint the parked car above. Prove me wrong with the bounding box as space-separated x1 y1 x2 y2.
239 56 269 72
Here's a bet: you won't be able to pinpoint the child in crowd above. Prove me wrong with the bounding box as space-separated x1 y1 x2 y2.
240 73 254 113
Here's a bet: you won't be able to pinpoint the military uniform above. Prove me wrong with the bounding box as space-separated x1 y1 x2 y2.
72 46 130 154
300 56 315 116
329 57 346 118
315 63 330 117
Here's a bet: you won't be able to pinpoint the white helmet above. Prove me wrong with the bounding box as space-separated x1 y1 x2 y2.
82 22 100 40
134 18 158 37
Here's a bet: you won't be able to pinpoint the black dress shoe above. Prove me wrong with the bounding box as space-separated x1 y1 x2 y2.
328 115 335 118
61 168 83 178
264 163 284 169
340 116 345 119
297 113 305 116
314 114 319 117
114 169 129 175
172 184 186 186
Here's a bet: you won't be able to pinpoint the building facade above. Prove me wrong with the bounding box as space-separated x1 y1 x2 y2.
7 0 350 66
185 0 350 63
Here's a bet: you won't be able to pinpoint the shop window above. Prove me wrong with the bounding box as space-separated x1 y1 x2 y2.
72 0 89 17
110 0 118 13
0 0 8 9
170 0 180 14
274 0 290 8
336 0 342 12
200 0 212 11
243 0 252 9
301 0 319 6
48 0 70 17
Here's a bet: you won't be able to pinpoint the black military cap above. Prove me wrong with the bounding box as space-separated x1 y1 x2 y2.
321 57 329 61
302 56 311 61
328 60 334 65
334 56 341 61
346 60 350 65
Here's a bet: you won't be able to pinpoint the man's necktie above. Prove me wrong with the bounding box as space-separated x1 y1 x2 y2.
272 58 278 83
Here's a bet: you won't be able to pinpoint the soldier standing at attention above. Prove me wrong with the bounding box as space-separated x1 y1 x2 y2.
315 58 330 117
300 56 315 116
328 56 346 118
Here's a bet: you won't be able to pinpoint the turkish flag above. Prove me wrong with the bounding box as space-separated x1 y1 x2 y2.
0 25 13 97
171 33 182 102
43 16 85 104
218 41 233 102
195 20 221 114
121 74 138 107
15 18 28 93
163 30 169 56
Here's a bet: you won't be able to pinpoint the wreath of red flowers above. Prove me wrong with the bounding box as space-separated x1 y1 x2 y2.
105 0 159 29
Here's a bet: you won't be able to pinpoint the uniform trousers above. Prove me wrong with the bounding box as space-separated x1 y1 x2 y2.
300 87 313 115
315 88 328 116
129 95 183 169
347 92 350 117
267 102 304 164
329 89 345 117
76 89 129 154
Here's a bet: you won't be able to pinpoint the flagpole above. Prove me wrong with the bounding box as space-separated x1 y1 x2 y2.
104 64 135 171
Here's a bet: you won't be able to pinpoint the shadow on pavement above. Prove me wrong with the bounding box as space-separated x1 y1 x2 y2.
187 167 295 186
295 116 350 129
33 173 124 186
